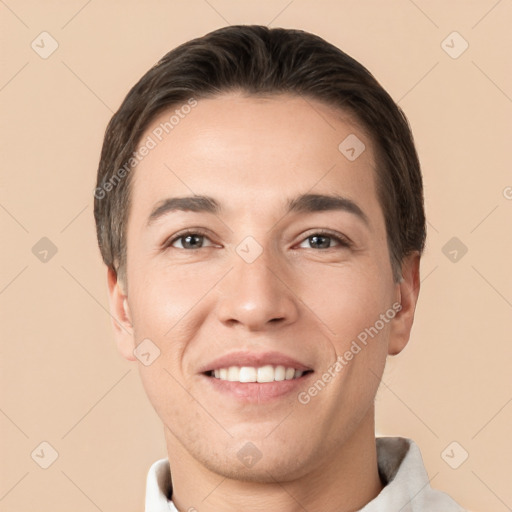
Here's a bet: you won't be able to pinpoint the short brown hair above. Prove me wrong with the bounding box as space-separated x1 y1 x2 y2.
94 25 426 284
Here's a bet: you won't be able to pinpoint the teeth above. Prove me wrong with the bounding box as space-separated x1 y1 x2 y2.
227 366 239 382
274 365 286 381
239 367 257 382
210 365 306 383
257 365 275 383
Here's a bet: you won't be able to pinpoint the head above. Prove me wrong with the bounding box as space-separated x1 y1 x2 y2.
94 25 425 482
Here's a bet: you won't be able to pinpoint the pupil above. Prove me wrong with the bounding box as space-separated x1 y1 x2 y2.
185 235 201 248
311 235 328 249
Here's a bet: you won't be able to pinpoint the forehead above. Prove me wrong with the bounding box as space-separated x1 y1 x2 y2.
129 93 380 221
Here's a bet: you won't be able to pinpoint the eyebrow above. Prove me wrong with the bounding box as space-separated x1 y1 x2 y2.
146 193 369 227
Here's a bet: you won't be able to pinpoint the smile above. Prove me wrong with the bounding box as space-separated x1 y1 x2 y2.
208 365 309 383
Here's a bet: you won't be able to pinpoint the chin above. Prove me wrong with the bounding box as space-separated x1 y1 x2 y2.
196 441 313 484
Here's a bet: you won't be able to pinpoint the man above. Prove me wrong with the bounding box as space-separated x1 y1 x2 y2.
94 25 467 511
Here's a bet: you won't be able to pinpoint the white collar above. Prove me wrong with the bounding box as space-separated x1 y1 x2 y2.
145 437 466 511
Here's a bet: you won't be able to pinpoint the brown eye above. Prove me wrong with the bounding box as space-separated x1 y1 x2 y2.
298 231 352 250
165 230 216 250
173 234 205 249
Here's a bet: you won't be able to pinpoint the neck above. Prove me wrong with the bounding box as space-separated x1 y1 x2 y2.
165 408 383 512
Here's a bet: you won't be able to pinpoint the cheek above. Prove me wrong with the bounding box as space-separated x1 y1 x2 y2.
129 265 204 336
300 262 392 347
127 265 217 382
128 273 196 423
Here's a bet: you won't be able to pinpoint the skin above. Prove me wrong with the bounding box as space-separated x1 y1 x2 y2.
107 92 420 512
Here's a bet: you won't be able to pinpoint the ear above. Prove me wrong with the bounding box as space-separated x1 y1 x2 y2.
388 251 421 356
106 267 136 361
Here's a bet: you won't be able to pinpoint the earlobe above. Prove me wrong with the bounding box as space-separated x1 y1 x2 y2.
106 267 136 361
388 252 421 356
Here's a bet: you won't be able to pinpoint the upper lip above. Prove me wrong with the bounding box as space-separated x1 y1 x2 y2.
198 350 313 373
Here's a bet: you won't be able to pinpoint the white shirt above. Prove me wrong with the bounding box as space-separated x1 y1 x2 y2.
145 437 467 511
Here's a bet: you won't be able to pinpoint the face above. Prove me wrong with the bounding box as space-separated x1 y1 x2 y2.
108 93 419 482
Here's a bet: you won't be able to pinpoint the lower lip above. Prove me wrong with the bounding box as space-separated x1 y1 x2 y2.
202 373 313 402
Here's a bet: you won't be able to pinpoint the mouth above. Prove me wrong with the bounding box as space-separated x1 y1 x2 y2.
199 351 314 402
204 365 312 383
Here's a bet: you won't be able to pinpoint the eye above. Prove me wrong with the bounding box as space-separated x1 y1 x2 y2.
297 230 352 250
163 229 351 251
165 229 217 250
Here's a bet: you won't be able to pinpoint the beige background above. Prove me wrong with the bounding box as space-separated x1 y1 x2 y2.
1 1 511 511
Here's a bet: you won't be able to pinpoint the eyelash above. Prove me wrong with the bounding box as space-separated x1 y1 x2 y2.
163 228 353 251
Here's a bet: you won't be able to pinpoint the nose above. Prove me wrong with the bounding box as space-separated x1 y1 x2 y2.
215 244 300 331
